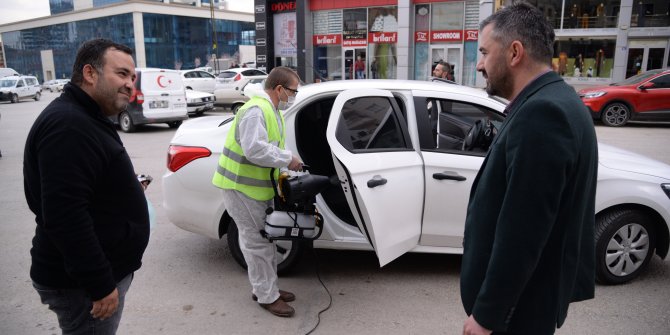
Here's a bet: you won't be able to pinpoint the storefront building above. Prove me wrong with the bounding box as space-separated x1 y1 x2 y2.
0 0 254 82
255 0 669 87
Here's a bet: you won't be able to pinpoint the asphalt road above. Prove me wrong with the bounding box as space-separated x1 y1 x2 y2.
1 91 669 335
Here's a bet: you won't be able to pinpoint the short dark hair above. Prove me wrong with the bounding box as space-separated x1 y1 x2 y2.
480 2 555 65
437 61 451 72
71 39 133 85
265 66 300 90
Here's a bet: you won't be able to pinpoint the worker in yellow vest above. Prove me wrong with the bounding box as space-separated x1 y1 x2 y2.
212 66 303 317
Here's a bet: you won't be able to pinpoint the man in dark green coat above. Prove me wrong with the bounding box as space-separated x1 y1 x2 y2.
460 3 598 334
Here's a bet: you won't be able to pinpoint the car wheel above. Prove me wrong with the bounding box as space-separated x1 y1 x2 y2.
119 111 136 133
34 92 41 101
10 93 19 103
232 104 242 114
601 102 630 127
226 218 304 275
595 209 655 284
167 121 182 129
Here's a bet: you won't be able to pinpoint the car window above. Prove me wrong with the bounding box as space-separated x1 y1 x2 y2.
1 79 16 88
198 71 215 79
418 98 503 155
218 71 236 79
650 74 670 88
16 80 25 87
242 69 266 76
184 72 196 78
335 96 409 152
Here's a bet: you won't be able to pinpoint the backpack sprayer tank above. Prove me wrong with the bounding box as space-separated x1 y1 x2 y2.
262 167 338 241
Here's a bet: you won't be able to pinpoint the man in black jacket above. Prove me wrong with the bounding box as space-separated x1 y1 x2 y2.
23 39 149 334
460 3 598 335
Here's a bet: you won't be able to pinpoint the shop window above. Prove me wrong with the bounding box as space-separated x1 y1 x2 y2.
368 7 398 79
632 1 670 27
553 39 615 78
561 0 620 29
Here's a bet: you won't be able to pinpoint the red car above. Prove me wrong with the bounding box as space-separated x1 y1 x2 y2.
579 68 670 126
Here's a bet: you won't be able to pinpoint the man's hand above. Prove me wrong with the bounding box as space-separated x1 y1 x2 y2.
90 288 119 320
287 155 303 171
463 315 492 335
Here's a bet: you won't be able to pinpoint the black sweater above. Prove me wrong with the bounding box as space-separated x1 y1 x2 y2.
24 83 149 300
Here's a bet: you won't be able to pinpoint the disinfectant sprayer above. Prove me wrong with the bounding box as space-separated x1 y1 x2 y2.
262 166 338 241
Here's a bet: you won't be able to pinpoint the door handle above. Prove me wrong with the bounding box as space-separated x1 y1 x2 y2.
367 175 387 188
433 171 466 181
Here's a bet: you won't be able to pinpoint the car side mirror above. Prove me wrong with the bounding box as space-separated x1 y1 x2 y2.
638 82 655 90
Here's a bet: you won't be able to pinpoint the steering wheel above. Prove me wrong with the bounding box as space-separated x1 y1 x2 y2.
462 120 483 151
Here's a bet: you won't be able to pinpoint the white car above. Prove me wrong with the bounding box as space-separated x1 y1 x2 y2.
181 69 216 93
0 75 41 103
214 68 267 112
185 90 215 116
162 80 670 284
42 79 69 92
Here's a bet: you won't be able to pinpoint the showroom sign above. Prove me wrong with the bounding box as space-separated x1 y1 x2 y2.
431 30 463 42
313 34 341 45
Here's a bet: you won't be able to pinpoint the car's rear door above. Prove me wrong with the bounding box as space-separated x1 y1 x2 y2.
326 89 424 266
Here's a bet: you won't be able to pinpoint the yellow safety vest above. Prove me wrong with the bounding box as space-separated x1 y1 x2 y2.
212 96 285 201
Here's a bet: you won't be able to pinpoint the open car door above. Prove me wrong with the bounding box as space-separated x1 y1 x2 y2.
326 89 424 266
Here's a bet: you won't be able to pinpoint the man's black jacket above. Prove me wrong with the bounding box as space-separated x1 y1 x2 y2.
24 83 149 300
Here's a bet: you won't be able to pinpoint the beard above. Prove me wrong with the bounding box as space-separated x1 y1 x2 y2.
482 56 514 100
95 74 131 116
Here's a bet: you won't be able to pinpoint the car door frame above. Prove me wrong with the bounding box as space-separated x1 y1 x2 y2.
326 88 425 266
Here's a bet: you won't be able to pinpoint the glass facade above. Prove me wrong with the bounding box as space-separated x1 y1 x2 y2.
632 0 670 27
2 14 135 81
553 38 615 78
143 14 255 70
49 0 74 15
93 0 126 7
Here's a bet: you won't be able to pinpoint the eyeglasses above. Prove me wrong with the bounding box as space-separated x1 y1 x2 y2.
283 86 299 95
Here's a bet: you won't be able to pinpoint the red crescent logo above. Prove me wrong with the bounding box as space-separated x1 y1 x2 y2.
157 75 172 88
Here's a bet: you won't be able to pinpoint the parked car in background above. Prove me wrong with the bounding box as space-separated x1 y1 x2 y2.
42 79 69 92
185 90 215 116
579 68 670 126
0 67 19 78
163 79 670 285
181 69 216 93
0 75 41 103
214 78 265 113
111 68 187 132
214 68 267 112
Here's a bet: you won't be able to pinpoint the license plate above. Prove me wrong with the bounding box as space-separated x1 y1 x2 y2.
149 100 169 108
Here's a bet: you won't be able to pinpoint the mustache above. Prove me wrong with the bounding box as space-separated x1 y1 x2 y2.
119 88 132 96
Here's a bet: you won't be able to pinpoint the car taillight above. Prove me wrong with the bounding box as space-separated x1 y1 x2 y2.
136 90 144 104
233 74 241 81
167 145 212 172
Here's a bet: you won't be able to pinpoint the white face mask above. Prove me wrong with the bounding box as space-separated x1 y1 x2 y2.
278 87 296 111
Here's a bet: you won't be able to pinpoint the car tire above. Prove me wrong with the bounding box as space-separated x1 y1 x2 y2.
595 209 655 285
34 92 41 101
226 218 304 275
601 102 630 127
10 93 19 103
167 121 182 129
119 111 136 133
231 104 243 114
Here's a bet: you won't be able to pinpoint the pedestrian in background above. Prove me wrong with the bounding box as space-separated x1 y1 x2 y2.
432 60 453 81
23 38 150 334
212 66 303 317
460 2 598 334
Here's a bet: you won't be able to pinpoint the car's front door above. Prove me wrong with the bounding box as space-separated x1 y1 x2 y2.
638 73 670 114
326 89 424 266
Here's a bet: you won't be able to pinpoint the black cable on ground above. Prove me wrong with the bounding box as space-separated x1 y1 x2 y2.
304 246 333 335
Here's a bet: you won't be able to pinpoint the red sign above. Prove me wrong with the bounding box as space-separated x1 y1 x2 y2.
415 31 429 43
465 30 479 41
313 34 341 45
431 30 463 42
270 1 296 13
343 39 367 47
368 32 398 44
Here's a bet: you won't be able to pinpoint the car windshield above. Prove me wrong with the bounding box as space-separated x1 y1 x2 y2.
0 79 17 88
611 69 664 86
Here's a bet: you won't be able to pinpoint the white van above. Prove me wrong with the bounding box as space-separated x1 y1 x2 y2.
114 68 188 132
0 75 42 103
0 68 19 78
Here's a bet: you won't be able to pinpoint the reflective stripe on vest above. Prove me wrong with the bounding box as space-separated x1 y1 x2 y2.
211 96 285 200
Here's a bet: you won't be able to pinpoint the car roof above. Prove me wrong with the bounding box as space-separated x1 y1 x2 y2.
296 79 498 104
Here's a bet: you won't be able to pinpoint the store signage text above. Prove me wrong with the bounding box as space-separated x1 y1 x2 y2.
342 39 367 47
431 30 463 42
257 55 266 63
465 30 478 41
256 38 266 46
255 5 265 13
313 34 341 45
368 32 398 44
415 31 429 43
270 1 296 13
256 22 265 30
